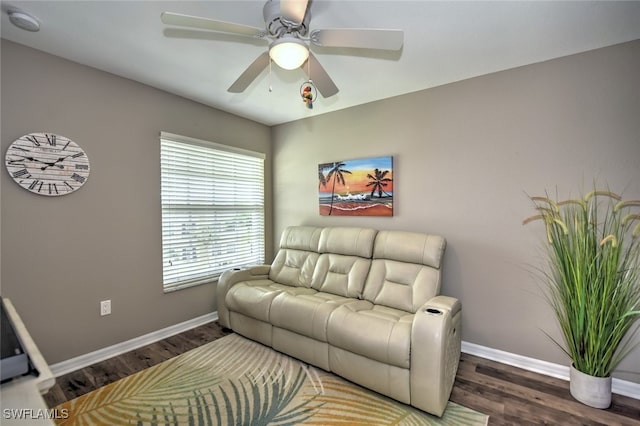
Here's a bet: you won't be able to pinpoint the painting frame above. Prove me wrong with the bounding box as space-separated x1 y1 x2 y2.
318 156 394 216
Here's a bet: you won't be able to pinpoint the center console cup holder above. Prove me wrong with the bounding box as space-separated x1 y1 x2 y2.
425 308 443 315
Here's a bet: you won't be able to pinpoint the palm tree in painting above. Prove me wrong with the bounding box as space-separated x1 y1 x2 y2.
326 162 352 215
318 163 333 190
366 168 392 198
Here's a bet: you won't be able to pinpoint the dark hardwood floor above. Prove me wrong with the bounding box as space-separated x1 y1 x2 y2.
44 321 640 425
43 321 231 408
451 352 639 425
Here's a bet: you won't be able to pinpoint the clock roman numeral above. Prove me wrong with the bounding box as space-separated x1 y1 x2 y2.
64 181 74 190
46 134 57 146
71 173 86 183
12 169 30 178
7 159 25 165
49 183 58 195
29 180 44 192
26 135 40 146
71 152 85 159
75 164 89 170
61 140 71 151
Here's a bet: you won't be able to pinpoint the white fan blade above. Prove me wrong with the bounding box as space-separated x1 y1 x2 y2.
311 28 403 50
303 53 339 98
161 12 265 37
163 28 269 47
228 52 271 93
280 0 309 25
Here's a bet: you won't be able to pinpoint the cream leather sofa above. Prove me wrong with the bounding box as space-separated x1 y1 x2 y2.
217 226 461 417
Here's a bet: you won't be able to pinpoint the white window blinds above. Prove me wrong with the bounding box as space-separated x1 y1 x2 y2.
160 132 265 292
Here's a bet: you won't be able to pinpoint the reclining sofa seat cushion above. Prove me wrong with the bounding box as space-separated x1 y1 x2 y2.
224 226 321 337
326 231 446 396
270 227 377 354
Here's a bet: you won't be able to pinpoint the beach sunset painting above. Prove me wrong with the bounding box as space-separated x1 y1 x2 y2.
318 156 393 216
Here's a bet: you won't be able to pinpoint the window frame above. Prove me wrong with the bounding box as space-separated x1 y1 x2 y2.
159 131 266 293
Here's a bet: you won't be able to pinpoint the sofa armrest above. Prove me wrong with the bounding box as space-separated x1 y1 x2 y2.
216 265 270 328
410 295 462 417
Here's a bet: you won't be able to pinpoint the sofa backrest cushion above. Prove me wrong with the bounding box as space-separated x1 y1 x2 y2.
269 226 322 288
362 230 446 313
279 226 322 251
311 255 372 298
311 227 377 298
372 230 445 268
318 227 377 259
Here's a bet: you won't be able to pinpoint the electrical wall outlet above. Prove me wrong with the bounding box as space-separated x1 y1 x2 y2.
100 300 111 316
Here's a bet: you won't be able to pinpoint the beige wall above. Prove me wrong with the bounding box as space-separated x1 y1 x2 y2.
0 40 272 364
272 40 640 383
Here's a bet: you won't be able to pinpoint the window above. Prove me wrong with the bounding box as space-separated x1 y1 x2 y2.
160 132 265 292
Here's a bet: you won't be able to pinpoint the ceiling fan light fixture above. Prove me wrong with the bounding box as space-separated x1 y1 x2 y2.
269 37 308 70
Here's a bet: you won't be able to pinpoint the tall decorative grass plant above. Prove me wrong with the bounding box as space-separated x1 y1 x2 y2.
524 190 640 381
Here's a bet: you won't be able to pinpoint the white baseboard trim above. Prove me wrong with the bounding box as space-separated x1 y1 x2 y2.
50 312 218 377
462 341 640 399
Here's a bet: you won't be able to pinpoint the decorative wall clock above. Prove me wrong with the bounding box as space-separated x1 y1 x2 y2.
5 132 90 196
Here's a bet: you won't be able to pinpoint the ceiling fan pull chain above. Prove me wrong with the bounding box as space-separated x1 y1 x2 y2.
300 56 316 108
269 58 273 92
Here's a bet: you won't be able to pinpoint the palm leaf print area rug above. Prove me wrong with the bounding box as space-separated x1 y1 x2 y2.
55 334 488 425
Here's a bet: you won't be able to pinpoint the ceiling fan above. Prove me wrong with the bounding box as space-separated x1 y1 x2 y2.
161 0 403 98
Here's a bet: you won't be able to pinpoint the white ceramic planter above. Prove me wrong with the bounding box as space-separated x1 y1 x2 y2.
569 364 612 409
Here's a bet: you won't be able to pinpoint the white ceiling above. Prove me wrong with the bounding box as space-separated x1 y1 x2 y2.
2 1 640 126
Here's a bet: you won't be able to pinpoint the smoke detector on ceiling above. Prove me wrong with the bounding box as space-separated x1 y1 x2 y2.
7 10 40 32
